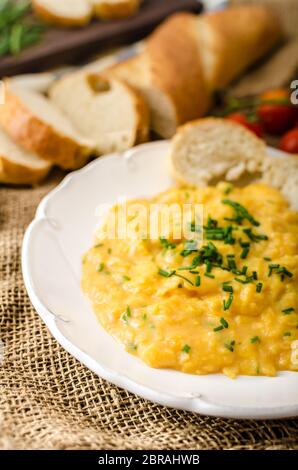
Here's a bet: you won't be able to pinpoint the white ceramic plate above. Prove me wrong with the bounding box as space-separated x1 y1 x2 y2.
22 141 298 420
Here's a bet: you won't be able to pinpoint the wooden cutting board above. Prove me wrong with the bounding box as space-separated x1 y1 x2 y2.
0 0 203 77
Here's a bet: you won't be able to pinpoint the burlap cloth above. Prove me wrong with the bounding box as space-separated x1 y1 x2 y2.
1 0 298 451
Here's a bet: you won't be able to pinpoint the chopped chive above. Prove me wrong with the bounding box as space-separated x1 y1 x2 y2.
158 268 176 278
283 332 291 337
222 199 260 227
251 336 260 344
241 266 248 275
182 344 191 354
264 257 271 261
122 275 131 281
189 270 199 274
256 282 263 293
240 247 250 259
224 340 235 352
204 273 215 279
178 283 183 288
252 271 258 280
94 243 103 248
243 228 268 242
175 273 194 286
282 307 295 315
121 306 132 324
213 317 229 332
224 185 233 195
222 285 233 293
195 275 201 287
223 293 233 311
96 263 105 272
213 325 224 332
159 236 177 250
234 277 253 284
221 317 229 328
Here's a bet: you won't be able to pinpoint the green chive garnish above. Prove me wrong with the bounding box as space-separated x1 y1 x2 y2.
214 317 229 332
96 263 105 272
283 332 291 337
182 344 191 353
158 268 176 278
240 247 250 259
256 282 263 293
223 293 233 311
195 276 201 287
224 340 235 352
251 336 260 344
282 308 295 315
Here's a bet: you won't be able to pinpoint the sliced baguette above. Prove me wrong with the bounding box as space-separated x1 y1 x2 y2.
261 156 298 211
109 14 210 139
169 118 266 186
50 72 149 154
0 82 94 169
90 0 141 20
0 127 51 185
32 0 92 27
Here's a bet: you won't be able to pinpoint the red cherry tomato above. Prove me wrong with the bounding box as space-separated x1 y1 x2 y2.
227 113 263 138
257 104 297 135
280 128 298 154
258 89 296 135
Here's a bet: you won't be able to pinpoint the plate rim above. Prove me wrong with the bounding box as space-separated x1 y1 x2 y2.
22 141 298 420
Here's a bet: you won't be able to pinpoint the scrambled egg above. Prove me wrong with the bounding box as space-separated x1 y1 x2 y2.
82 183 298 378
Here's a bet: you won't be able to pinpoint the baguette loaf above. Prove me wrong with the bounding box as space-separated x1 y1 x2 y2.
108 6 282 138
32 0 92 27
0 127 51 185
109 13 211 139
0 83 94 169
50 72 149 154
90 0 140 20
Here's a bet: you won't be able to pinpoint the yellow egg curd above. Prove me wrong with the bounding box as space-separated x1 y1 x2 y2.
82 183 298 378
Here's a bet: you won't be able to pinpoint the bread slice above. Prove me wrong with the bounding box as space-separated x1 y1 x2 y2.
50 72 149 154
261 156 298 211
90 0 141 20
32 0 92 27
109 14 211 139
0 127 51 185
169 118 266 187
0 82 94 169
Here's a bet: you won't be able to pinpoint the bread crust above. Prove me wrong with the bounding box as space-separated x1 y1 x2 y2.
0 86 93 169
198 5 283 89
93 0 140 20
32 0 92 27
0 154 51 185
146 13 211 128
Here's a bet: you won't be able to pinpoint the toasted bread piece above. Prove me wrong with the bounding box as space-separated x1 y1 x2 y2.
32 0 92 27
0 127 51 185
90 0 140 20
169 118 266 186
50 72 149 155
0 82 94 169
